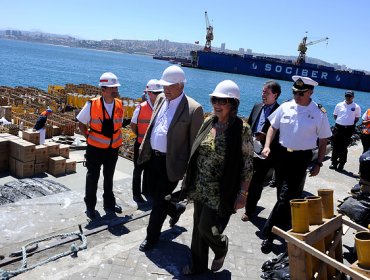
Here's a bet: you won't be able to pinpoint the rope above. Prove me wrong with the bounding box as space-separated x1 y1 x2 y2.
0 231 87 280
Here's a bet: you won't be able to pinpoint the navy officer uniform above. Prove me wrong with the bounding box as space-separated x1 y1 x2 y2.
260 75 332 253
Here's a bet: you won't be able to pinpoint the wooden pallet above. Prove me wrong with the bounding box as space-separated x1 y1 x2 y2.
273 215 370 280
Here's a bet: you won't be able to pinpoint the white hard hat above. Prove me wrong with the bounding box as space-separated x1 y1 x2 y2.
99 72 121 87
209 80 240 100
144 79 163 92
157 65 187 86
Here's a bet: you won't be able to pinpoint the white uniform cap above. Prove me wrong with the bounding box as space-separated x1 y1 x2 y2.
292 75 318 92
157 65 187 86
144 79 163 92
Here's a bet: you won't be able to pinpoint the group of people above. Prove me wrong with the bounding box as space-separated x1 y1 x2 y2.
74 64 369 275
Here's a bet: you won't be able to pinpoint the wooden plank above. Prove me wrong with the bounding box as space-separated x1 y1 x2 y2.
342 217 370 232
273 226 369 280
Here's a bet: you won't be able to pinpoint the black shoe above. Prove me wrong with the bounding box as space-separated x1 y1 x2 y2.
133 195 146 203
85 209 97 219
329 164 337 170
337 164 344 172
139 239 157 252
104 204 123 214
169 204 186 227
261 239 274 254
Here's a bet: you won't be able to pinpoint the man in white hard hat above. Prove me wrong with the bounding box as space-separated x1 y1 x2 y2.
137 65 204 251
260 75 332 253
130 79 163 203
77 72 124 219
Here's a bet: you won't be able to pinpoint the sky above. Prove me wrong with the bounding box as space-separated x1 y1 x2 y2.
1 0 370 71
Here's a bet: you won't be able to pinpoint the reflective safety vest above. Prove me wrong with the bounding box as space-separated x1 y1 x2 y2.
87 97 124 148
137 101 153 143
363 109 370 135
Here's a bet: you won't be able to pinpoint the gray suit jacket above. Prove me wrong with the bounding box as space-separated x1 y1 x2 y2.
138 93 204 182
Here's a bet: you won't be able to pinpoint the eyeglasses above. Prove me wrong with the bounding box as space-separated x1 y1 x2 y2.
148 91 162 95
211 97 228 105
292 90 307 97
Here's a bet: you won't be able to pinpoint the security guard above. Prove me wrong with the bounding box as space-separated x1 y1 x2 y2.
77 72 124 219
330 90 361 171
130 79 162 203
260 75 332 253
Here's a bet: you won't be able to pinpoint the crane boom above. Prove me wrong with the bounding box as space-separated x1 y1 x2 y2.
204 11 213 52
296 35 329 65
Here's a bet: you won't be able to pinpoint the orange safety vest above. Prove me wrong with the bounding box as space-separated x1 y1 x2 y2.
136 101 153 143
363 109 370 135
87 97 124 148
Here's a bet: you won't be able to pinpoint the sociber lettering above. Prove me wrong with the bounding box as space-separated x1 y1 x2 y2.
264 64 328 79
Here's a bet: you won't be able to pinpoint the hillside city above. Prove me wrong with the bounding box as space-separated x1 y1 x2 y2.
0 29 344 69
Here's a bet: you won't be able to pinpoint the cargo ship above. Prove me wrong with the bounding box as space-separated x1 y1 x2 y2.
185 50 370 93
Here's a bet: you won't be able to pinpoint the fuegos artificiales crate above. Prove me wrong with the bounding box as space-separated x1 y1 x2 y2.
59 144 70 158
35 145 48 163
22 129 40 145
34 162 47 175
48 156 66 176
15 159 35 178
65 159 76 173
9 140 36 162
44 142 60 157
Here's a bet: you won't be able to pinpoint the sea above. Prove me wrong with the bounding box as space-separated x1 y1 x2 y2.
1 39 369 125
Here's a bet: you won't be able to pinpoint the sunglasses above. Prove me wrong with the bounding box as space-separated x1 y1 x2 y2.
148 91 162 95
292 90 307 97
211 97 229 105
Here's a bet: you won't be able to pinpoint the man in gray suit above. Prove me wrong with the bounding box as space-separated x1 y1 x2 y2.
138 65 204 251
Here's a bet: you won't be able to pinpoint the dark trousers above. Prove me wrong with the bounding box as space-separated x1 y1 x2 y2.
146 152 179 242
245 156 274 216
360 133 370 154
132 140 149 197
84 145 119 211
331 124 355 165
262 146 312 239
190 201 230 272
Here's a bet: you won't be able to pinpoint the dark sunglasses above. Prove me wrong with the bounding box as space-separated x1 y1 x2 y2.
211 97 228 105
292 90 307 97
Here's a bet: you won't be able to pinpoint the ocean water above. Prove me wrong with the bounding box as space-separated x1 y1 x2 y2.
1 39 369 125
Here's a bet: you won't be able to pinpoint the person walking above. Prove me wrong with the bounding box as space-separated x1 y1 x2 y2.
77 72 124 219
330 90 361 171
137 65 204 251
33 108 52 144
241 80 281 222
260 76 332 253
130 79 162 203
181 80 254 275
360 108 370 153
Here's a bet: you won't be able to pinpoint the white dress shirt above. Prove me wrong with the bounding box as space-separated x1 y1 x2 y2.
269 99 332 150
150 92 184 153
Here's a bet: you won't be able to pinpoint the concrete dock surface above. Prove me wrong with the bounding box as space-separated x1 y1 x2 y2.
0 142 365 280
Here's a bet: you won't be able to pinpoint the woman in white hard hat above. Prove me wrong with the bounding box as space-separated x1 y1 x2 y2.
182 80 254 275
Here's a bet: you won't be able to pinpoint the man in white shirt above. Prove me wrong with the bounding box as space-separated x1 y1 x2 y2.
330 90 361 171
137 65 204 251
260 75 332 253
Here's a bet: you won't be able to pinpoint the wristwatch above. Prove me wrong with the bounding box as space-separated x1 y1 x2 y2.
315 162 323 167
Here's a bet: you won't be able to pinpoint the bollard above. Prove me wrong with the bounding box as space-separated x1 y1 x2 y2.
317 189 334 219
355 231 370 269
290 199 309 233
305 196 323 225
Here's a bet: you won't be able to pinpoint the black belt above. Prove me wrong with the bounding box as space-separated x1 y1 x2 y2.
336 123 354 129
152 150 166 157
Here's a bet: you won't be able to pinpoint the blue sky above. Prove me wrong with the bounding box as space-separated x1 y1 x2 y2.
1 0 369 71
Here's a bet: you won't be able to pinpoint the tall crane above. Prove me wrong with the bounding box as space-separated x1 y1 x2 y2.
295 34 329 65
204 11 214 52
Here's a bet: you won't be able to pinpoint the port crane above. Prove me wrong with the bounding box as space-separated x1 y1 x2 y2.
295 35 329 65
204 11 214 52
